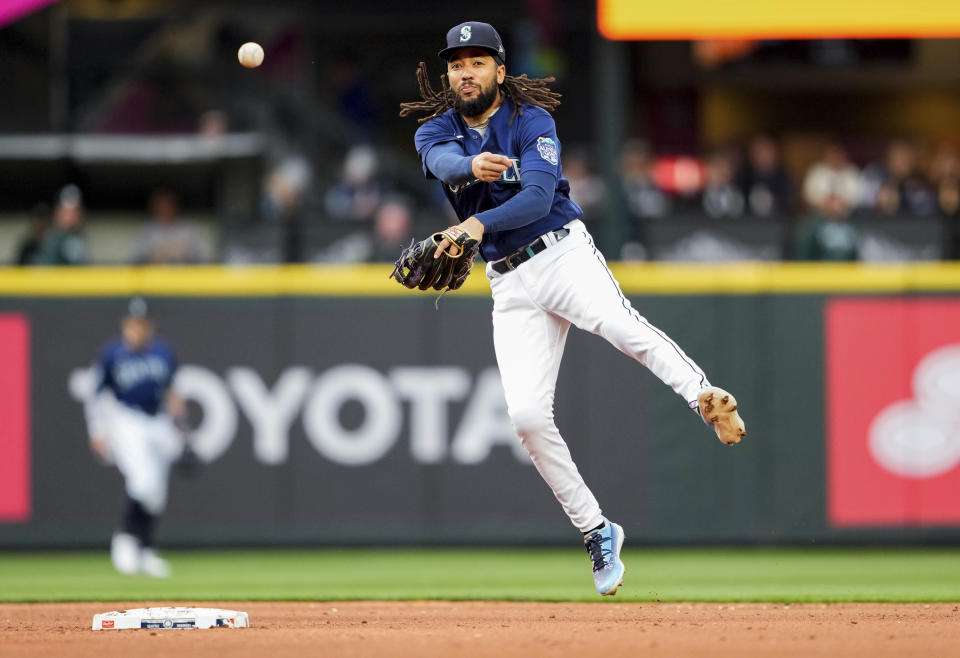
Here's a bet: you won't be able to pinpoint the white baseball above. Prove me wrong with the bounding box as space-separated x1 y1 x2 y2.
238 42 264 68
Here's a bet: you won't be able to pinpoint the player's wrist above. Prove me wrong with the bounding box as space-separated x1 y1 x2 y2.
470 154 485 179
462 216 485 239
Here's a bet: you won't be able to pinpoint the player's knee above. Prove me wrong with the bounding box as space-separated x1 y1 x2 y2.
128 482 167 516
508 403 555 440
140 492 166 516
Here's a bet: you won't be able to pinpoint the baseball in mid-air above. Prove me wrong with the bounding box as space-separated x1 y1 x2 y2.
237 42 264 68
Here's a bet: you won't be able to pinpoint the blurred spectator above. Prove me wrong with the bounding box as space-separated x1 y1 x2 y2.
262 150 313 263
196 109 228 139
368 199 414 262
15 202 51 265
794 192 859 261
131 189 210 265
31 184 88 265
737 134 793 218
562 147 604 220
263 153 313 222
331 52 377 138
324 145 383 222
619 140 670 220
618 140 671 261
802 143 861 212
859 139 935 216
312 199 413 263
927 143 960 217
700 149 745 219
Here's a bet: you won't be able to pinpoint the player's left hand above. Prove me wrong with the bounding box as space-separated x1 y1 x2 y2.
434 217 484 258
89 435 110 460
175 441 202 478
390 224 481 292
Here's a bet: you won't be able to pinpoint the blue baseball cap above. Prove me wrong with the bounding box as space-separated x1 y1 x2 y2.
126 295 151 319
438 21 505 65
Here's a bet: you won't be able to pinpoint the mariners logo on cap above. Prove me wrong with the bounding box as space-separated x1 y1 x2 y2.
440 21 505 63
127 296 150 319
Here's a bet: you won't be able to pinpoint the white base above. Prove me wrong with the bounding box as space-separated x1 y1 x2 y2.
92 607 250 630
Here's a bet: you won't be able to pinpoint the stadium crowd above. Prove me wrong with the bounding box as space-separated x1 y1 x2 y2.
11 133 959 265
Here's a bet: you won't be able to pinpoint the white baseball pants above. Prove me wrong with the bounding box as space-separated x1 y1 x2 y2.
486 219 709 532
106 404 181 516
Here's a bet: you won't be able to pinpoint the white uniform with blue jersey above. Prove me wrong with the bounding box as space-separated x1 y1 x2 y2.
417 98 712 532
86 338 181 515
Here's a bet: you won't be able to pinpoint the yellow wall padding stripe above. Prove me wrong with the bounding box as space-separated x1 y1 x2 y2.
608 262 960 294
0 262 958 297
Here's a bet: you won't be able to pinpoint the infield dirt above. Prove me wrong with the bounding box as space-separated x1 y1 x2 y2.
2 601 957 657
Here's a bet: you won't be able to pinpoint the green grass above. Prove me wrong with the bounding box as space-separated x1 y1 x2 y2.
2 547 959 603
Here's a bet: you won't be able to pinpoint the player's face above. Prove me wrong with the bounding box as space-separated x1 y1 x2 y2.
446 48 505 119
122 317 154 351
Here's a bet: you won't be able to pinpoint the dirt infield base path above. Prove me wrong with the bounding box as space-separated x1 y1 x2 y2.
3 602 958 657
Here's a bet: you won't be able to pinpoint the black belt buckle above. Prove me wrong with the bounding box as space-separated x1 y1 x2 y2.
505 249 527 271
497 227 569 273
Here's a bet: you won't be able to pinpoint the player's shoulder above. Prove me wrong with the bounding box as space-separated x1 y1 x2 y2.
415 110 463 154
149 336 176 358
516 103 556 128
416 109 460 137
98 337 124 361
519 102 553 118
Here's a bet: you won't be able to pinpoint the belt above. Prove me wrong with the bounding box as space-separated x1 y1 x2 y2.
491 228 570 274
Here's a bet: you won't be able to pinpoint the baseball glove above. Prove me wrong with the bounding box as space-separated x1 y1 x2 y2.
173 418 202 478
174 442 202 478
389 226 480 292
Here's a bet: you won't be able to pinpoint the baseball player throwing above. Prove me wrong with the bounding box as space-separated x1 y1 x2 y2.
84 297 187 577
400 21 747 596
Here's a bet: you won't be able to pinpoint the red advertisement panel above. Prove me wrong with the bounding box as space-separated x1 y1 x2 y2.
826 298 960 527
0 314 30 522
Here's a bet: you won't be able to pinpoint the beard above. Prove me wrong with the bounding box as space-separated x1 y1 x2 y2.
454 82 499 119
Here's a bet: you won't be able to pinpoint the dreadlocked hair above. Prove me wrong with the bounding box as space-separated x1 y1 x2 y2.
399 61 562 124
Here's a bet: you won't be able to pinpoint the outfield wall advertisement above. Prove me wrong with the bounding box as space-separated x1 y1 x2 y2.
826 299 960 527
1 268 959 547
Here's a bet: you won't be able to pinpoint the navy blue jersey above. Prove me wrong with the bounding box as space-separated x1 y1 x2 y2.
94 338 177 415
415 98 582 261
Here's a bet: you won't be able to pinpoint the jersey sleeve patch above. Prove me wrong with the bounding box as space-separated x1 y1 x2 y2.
536 136 559 165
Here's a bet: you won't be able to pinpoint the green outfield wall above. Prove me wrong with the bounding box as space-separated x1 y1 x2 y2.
0 262 959 548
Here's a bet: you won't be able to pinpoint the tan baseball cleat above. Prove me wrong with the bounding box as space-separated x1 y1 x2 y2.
697 387 746 445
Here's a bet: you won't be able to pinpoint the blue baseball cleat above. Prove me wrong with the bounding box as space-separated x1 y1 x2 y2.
583 518 625 596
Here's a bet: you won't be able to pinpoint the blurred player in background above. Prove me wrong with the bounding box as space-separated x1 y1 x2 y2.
402 21 746 596
84 296 188 577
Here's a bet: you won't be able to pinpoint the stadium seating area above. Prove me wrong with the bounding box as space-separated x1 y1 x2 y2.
1 3 958 264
